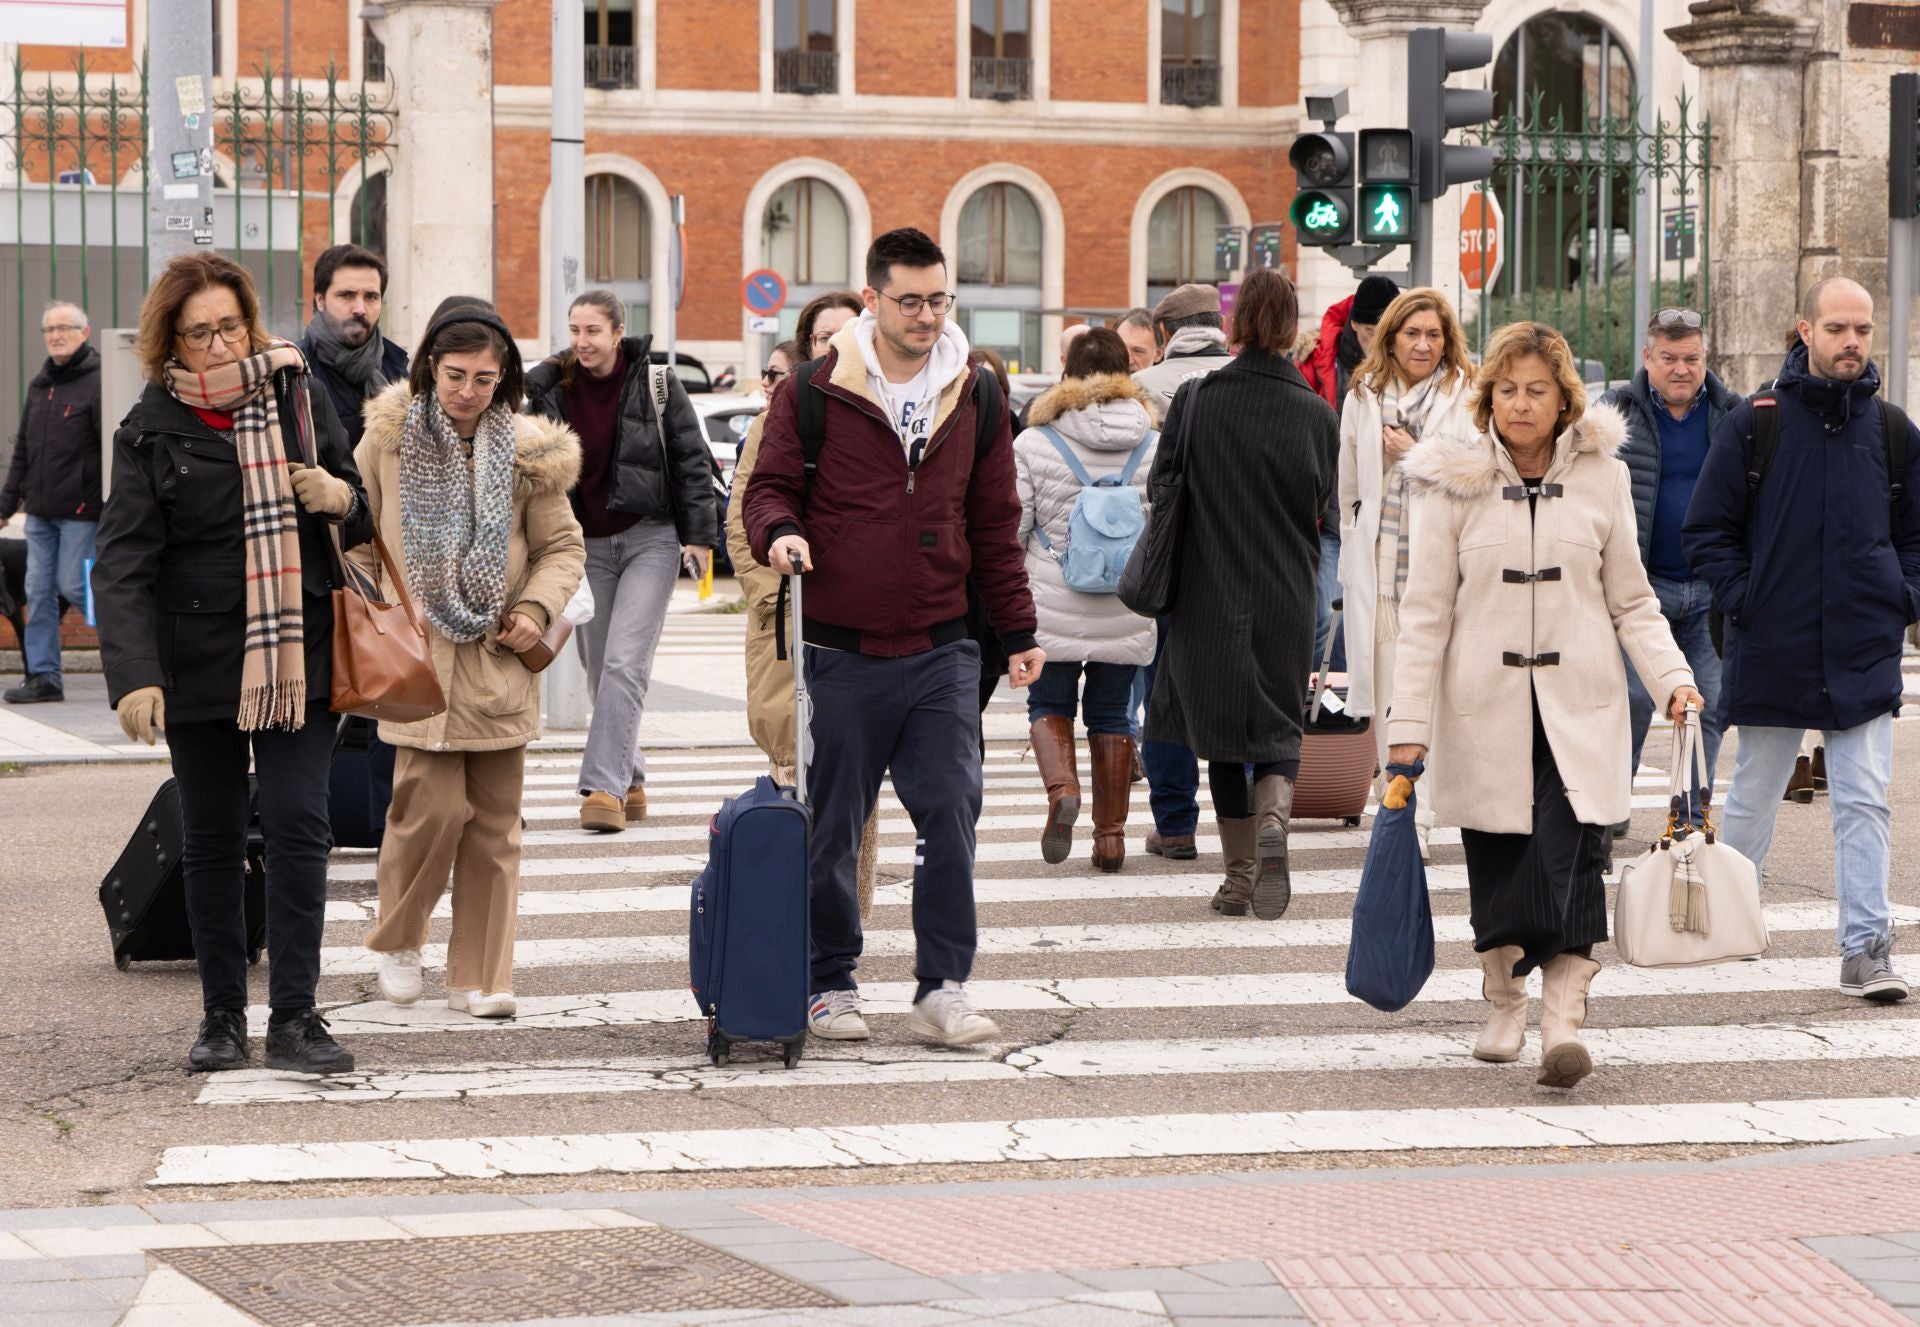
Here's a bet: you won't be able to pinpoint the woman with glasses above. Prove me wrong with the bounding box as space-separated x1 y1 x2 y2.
762 339 800 392
95 253 373 1074
355 298 585 1018
524 290 719 833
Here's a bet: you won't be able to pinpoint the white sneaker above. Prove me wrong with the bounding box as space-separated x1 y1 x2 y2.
907 981 1001 1047
375 948 422 1005
447 989 516 1018
807 990 870 1040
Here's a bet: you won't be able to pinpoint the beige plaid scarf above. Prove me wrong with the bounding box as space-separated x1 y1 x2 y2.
167 340 311 731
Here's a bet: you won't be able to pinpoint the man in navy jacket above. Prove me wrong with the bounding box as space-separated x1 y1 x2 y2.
1683 277 1919 1002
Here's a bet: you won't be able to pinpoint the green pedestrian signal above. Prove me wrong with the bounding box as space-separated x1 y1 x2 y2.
1357 184 1413 243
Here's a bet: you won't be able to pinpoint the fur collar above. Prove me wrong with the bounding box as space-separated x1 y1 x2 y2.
1026 373 1159 428
1400 402 1628 501
360 382 582 496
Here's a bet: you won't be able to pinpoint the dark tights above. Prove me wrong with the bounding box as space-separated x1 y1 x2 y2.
1208 759 1301 820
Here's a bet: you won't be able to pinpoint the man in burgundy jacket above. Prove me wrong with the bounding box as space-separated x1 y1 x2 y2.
745 227 1043 1048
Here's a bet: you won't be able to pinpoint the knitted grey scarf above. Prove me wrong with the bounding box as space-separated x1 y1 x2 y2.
398 394 517 643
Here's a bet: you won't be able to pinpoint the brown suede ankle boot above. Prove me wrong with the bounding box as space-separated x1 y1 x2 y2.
1030 716 1081 865
1089 733 1133 873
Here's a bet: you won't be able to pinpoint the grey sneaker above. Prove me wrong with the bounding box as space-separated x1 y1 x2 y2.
906 981 1001 1046
1840 934 1910 1003
807 990 870 1040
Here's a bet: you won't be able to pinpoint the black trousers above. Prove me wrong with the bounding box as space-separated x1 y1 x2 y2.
167 703 338 1015
1207 760 1302 819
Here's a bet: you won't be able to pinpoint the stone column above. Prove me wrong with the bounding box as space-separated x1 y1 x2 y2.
378 0 505 348
1321 0 1490 315
1667 0 1820 392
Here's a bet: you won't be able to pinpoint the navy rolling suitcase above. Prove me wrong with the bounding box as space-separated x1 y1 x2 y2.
688 553 813 1068
329 716 395 849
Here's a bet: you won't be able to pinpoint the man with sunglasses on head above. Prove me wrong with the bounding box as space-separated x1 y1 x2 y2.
745 227 1041 1048
1596 307 1741 839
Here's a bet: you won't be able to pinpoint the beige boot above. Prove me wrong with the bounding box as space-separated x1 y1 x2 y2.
1472 945 1529 1063
1211 818 1258 916
1537 952 1602 1088
1251 774 1294 920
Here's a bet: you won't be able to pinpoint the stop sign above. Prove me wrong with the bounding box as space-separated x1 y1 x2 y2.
1459 191 1505 293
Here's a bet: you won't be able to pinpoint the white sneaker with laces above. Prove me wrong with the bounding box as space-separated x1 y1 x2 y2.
807 990 871 1040
907 980 1001 1046
447 989 517 1018
375 948 422 1005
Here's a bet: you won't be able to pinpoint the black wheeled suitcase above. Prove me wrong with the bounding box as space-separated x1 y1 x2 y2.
99 777 267 971
329 716 395 849
687 554 813 1068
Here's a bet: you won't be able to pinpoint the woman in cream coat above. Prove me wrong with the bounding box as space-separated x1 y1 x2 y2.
1336 288 1474 851
1387 322 1700 1090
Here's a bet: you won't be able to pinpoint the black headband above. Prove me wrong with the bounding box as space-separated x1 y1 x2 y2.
425 308 516 351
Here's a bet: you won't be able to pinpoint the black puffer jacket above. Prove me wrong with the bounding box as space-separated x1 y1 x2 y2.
93 375 373 724
0 341 103 521
523 334 720 547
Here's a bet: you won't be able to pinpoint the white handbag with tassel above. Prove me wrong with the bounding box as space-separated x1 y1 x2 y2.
1614 705 1770 968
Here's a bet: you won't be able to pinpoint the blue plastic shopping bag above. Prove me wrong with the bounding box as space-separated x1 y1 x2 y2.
1345 760 1435 1012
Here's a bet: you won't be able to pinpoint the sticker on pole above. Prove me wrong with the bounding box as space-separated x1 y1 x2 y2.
740 269 788 316
1460 191 1505 293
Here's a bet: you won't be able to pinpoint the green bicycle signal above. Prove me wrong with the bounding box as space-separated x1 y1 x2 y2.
1290 189 1352 246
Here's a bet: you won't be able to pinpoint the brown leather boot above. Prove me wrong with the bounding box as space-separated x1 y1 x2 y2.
1211 817 1258 915
1784 756 1815 803
1251 774 1294 920
1030 716 1081 865
1089 733 1132 873
1146 829 1198 860
1472 945 1529 1063
1537 952 1602 1088
1811 745 1827 791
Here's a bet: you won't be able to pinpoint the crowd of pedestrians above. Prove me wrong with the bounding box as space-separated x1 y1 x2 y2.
17 216 1901 1082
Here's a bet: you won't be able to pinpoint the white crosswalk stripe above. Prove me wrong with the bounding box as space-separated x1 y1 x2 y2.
161 734 1917 1192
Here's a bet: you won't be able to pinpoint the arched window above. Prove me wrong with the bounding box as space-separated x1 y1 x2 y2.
1493 13 1633 129
955 181 1042 372
761 177 851 336
348 171 387 259
586 172 652 334
1146 185 1224 310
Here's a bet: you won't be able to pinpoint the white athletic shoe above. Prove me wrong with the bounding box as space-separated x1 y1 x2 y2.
375 948 422 1005
807 990 871 1040
447 989 517 1019
907 981 1001 1047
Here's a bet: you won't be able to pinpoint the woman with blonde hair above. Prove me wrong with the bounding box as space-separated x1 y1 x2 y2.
1387 322 1699 1088
356 300 586 1019
1336 287 1475 853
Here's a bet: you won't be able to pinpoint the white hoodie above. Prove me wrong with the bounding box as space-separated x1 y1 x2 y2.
853 310 972 453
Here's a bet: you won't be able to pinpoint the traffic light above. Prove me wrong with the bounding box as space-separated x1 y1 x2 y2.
1407 27 1496 203
1356 128 1415 245
1289 130 1354 247
1893 72 1920 218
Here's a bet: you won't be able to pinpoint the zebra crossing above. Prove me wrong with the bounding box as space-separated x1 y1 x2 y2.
152 736 1920 1191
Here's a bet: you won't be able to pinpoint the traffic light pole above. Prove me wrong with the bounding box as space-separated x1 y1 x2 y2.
1410 199 1434 289
1892 215 1912 412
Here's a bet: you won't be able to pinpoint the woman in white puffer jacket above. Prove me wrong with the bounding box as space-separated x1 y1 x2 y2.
1013 328 1160 875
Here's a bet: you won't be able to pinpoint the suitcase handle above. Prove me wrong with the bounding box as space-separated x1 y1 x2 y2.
1310 598 1343 724
788 552 810 807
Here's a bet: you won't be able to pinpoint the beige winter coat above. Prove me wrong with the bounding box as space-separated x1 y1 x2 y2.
349 384 587 753
725 407 796 766
1014 374 1160 666
1384 404 1693 833
1335 366 1474 716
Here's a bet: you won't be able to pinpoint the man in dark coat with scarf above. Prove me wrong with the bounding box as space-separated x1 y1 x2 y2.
1683 276 1920 1005
301 244 409 447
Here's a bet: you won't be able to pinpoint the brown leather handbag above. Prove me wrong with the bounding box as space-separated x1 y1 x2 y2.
329 528 447 722
511 613 573 673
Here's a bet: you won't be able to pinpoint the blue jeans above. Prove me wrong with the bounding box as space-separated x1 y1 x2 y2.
1027 660 1137 736
1141 618 1199 836
1624 574 1722 825
1313 527 1345 671
22 515 93 683
1128 666 1146 743
1719 716 1893 958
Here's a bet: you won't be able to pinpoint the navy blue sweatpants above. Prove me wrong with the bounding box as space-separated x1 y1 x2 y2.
805 639 984 1001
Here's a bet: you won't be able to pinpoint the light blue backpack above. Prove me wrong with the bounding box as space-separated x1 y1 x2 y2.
1030 426 1158 594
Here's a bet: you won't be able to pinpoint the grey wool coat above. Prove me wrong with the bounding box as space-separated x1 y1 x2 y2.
1147 349 1339 764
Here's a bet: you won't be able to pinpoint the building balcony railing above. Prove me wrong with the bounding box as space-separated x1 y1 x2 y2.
586 44 639 90
970 55 1032 101
1160 59 1221 108
775 47 838 95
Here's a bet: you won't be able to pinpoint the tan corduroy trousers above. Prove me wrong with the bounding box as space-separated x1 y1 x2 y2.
365 744 528 995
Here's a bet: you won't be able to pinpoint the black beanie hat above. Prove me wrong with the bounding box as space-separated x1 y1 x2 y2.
1350 275 1401 326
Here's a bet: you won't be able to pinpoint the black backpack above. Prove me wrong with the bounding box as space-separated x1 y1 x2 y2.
1707 390 1910 653
773 358 1007 658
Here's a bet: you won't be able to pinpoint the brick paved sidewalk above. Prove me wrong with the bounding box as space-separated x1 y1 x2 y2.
5 1139 1918 1326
